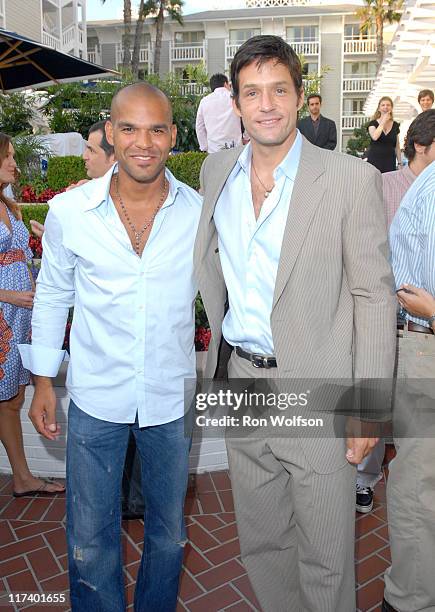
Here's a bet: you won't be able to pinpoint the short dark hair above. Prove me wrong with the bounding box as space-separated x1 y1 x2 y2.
88 120 114 158
404 109 435 162
307 93 322 104
418 89 434 103
230 35 303 105
210 73 228 92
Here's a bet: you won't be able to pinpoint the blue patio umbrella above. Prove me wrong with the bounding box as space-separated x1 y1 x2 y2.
0 28 118 92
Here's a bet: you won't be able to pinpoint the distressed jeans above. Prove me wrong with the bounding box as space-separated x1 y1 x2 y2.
66 400 191 612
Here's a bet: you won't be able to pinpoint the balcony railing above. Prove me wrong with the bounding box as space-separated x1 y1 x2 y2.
342 115 368 129
287 40 319 55
116 44 150 66
87 48 100 64
225 41 243 61
42 31 61 50
179 80 208 96
343 37 377 54
171 42 205 62
343 77 376 92
62 25 75 48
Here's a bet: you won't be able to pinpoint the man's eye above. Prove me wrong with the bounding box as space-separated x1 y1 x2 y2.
276 88 286 95
122 127 133 132
153 128 164 133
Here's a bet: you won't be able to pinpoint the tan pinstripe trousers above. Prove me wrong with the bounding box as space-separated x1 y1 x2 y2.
226 351 356 612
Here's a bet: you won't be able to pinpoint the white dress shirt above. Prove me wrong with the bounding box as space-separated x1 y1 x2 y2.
195 87 242 153
214 131 302 355
19 164 202 426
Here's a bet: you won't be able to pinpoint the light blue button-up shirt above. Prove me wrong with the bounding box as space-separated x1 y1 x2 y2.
19 164 202 426
214 131 302 355
390 161 435 327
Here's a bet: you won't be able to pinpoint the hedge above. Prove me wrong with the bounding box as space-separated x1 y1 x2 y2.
21 205 49 231
47 156 87 191
166 151 207 191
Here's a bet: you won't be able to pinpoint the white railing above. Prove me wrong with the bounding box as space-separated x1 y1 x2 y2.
42 31 61 50
343 38 377 54
116 44 150 66
179 80 208 96
343 77 376 92
287 40 319 55
62 24 75 48
225 41 243 61
171 42 205 62
87 49 100 64
342 115 368 129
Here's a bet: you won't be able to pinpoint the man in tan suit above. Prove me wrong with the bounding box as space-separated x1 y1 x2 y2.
194 36 397 611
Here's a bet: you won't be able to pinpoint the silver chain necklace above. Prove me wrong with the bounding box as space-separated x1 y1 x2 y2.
114 174 168 255
251 161 274 198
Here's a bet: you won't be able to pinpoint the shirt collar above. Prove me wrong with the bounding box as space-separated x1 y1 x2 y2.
83 162 183 212
236 129 302 182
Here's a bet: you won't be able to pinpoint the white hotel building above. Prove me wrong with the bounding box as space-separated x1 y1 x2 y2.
86 0 397 152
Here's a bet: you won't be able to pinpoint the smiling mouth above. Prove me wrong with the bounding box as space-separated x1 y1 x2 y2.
131 155 155 161
257 118 281 127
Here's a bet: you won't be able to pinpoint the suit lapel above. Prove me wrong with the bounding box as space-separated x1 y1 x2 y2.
272 138 326 311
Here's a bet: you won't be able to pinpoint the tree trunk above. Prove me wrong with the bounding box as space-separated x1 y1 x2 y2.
375 14 384 70
153 4 164 75
122 0 132 72
132 0 146 77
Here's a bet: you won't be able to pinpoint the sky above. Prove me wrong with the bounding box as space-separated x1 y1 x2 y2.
86 0 244 20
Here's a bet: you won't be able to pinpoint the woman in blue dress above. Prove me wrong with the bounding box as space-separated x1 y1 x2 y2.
0 132 64 497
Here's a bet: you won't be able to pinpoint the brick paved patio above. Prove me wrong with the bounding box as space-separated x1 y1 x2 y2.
0 454 394 612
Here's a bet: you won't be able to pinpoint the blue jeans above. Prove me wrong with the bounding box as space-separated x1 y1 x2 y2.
66 401 191 612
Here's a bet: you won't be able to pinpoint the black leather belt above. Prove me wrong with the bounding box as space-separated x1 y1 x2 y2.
407 321 434 335
235 346 277 368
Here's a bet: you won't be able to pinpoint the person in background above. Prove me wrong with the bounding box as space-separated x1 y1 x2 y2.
29 120 115 238
418 89 434 112
195 73 242 153
0 132 64 497
297 93 337 150
385 159 435 612
366 97 402 173
383 109 435 227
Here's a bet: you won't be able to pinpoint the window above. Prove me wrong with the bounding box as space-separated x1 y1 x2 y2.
344 23 375 38
286 25 318 42
343 99 365 115
302 61 318 75
344 61 377 77
229 29 261 43
174 31 204 46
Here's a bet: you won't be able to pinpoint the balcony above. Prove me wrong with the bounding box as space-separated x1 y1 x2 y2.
344 37 377 54
343 77 376 92
286 40 320 56
87 48 101 64
42 31 61 50
225 41 244 62
342 115 368 129
170 42 206 62
116 44 150 67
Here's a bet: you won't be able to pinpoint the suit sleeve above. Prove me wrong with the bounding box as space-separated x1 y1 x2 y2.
324 120 337 151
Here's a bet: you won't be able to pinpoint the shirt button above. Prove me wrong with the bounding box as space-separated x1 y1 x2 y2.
139 305 144 311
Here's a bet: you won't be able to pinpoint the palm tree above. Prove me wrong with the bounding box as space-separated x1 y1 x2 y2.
146 0 184 75
101 0 132 71
131 0 148 77
356 0 403 69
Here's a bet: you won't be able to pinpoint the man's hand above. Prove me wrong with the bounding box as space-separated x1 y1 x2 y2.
29 220 45 238
345 417 379 464
29 378 60 440
397 284 435 319
65 179 89 192
0 289 34 308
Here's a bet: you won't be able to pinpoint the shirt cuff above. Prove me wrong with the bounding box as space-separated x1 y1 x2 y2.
18 344 66 377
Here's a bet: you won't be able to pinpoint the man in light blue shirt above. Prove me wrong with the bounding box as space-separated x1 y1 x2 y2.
384 160 435 612
19 83 202 612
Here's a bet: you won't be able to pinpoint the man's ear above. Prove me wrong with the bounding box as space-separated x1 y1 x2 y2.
232 97 242 119
171 124 177 149
106 121 114 146
297 89 305 112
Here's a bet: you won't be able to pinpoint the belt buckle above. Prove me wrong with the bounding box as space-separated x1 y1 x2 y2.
251 354 269 368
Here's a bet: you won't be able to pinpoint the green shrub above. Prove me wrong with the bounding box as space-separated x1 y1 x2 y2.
47 156 87 190
0 93 33 135
346 123 371 158
20 204 49 231
166 152 207 191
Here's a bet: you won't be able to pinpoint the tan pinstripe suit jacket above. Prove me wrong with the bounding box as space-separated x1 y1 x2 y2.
194 137 397 468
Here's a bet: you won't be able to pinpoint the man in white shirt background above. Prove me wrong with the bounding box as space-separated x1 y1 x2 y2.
195 73 242 153
19 83 202 612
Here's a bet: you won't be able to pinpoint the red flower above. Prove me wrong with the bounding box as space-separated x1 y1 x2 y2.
195 326 211 352
28 235 43 258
